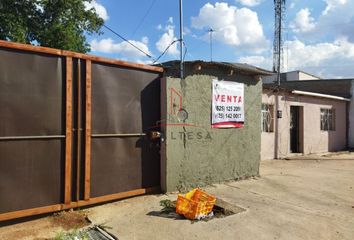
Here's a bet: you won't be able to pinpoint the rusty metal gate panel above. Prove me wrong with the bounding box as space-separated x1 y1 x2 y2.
0 48 65 213
90 62 161 198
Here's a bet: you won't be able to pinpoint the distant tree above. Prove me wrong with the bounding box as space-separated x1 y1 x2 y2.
0 0 104 53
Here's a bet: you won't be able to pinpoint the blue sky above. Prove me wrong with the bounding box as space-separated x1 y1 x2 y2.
86 0 354 78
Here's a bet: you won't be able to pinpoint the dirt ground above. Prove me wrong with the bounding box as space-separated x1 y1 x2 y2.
285 151 354 160
0 210 90 240
1 153 354 240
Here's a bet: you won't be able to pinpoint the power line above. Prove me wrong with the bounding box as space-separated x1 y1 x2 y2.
103 24 153 59
103 23 187 66
182 41 187 62
152 39 179 64
104 22 183 65
131 0 158 37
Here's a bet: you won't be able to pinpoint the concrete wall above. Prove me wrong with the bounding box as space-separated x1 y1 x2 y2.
285 71 300 81
350 84 354 148
262 75 277 84
262 89 347 159
298 71 320 80
285 71 319 81
162 69 262 192
262 71 320 84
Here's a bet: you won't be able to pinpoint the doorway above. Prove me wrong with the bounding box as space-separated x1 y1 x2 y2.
290 106 303 153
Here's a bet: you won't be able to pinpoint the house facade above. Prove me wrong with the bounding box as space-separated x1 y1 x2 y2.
262 87 349 160
265 79 354 149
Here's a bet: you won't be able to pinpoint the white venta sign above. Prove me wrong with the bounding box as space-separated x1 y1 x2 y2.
212 79 244 128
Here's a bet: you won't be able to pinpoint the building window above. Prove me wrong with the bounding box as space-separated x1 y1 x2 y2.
262 104 274 132
320 108 335 131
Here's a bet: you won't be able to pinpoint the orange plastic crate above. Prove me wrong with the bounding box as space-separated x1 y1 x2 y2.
176 188 216 220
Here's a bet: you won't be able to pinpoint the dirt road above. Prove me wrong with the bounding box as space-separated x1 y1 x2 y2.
1 156 354 240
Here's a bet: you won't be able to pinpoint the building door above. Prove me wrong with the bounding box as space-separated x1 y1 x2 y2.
290 106 300 153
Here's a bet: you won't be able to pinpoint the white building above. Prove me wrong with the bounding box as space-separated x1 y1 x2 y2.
263 70 321 84
264 78 354 149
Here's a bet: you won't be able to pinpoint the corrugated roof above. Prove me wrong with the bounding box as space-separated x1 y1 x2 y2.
264 79 354 98
263 83 352 100
291 90 351 102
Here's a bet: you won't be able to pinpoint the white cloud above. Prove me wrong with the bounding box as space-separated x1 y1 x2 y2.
236 0 263 7
289 0 354 42
84 0 109 21
285 38 354 67
90 37 151 59
156 24 163 30
239 37 354 78
240 0 354 78
183 27 191 36
317 0 354 41
191 2 268 52
141 36 149 45
290 8 316 33
323 0 347 15
155 18 179 56
135 59 154 65
238 55 272 70
283 37 354 77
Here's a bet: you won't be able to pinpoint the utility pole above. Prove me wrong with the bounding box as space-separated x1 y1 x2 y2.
273 0 286 159
273 0 286 86
179 0 184 79
208 28 214 62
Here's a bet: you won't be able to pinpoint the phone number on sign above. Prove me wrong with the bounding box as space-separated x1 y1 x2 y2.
215 113 242 119
215 106 241 111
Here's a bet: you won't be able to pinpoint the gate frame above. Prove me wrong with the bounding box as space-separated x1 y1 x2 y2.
0 40 163 222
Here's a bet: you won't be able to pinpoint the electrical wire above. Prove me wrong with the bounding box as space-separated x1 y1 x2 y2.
152 39 179 64
182 40 187 62
131 0 158 37
103 24 188 66
103 24 153 59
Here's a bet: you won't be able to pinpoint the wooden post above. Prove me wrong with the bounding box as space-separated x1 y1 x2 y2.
76 59 81 201
84 60 92 200
64 57 73 204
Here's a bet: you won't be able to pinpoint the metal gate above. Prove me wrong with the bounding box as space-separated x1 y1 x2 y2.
0 41 162 221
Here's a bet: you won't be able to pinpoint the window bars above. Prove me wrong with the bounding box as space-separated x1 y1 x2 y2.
320 108 335 131
262 104 274 132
